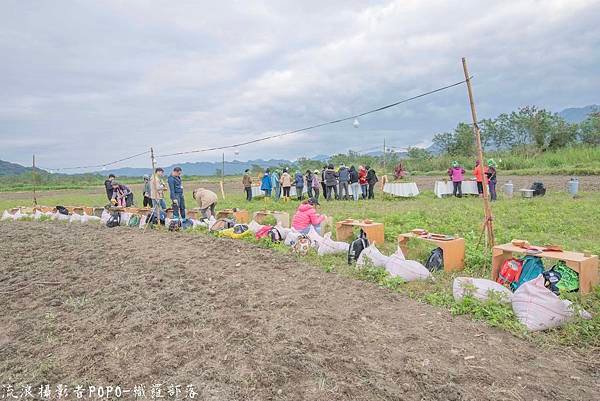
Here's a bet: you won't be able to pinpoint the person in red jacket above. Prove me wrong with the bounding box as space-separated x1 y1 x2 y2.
291 198 326 234
358 165 368 199
473 160 484 197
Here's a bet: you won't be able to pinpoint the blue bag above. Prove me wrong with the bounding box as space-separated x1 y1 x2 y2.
512 256 544 291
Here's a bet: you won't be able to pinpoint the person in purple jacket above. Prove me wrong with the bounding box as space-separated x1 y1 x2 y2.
447 161 466 198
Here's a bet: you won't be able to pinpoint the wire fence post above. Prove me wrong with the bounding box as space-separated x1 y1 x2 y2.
220 152 226 200
462 57 495 248
32 154 38 206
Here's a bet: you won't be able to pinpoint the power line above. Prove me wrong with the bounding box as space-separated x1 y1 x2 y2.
39 77 469 171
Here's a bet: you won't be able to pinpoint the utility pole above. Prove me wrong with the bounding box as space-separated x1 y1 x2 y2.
144 147 158 232
32 154 38 206
462 57 495 247
220 152 226 199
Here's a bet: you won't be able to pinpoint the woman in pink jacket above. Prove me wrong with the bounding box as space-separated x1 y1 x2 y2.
292 198 326 234
447 161 466 198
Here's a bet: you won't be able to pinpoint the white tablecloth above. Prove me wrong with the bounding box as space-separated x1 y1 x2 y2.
383 182 419 197
434 180 479 198
251 186 308 198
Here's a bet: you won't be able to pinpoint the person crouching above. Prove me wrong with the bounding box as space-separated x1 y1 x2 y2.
193 188 218 219
291 197 326 235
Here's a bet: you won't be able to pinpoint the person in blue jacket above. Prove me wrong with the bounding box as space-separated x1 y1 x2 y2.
270 169 281 201
294 170 305 201
168 166 186 220
261 169 272 197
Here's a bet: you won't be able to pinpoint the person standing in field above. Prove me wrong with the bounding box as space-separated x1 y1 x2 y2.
473 160 484 197
338 164 350 200
486 159 498 201
448 161 465 198
366 166 378 200
242 169 253 202
193 187 218 218
260 169 272 197
349 165 360 201
324 164 338 201
320 166 327 196
280 168 292 202
358 166 368 199
305 170 314 199
294 170 305 201
104 174 116 202
168 166 186 220
142 174 153 207
311 170 321 201
271 169 281 201
150 167 167 221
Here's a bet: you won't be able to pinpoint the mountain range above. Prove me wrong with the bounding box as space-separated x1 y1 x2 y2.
1 105 597 177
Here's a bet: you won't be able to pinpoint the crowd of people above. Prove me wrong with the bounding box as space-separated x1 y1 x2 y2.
242 164 379 202
447 159 498 201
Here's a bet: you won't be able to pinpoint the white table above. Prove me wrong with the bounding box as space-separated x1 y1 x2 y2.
383 182 419 197
251 185 308 198
434 180 479 198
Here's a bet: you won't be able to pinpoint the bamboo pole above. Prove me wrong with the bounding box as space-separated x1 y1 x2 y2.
144 147 158 232
462 57 495 247
220 152 226 199
32 154 38 206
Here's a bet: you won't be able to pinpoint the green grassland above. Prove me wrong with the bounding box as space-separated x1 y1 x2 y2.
2 188 599 352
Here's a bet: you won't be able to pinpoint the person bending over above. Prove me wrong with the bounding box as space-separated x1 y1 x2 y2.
291 198 326 234
193 188 218 219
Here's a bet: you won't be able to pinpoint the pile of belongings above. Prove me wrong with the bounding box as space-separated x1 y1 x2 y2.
355 242 432 282
451 252 590 332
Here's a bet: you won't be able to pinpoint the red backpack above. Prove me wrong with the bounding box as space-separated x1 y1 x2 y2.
497 258 524 289
255 225 273 239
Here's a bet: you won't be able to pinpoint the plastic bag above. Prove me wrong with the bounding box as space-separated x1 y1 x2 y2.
356 243 390 267
120 212 130 226
512 275 591 331
274 223 291 241
247 220 265 233
384 252 431 281
453 277 513 303
317 233 350 256
2 210 15 221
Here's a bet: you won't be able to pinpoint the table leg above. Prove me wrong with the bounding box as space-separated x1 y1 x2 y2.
397 237 409 258
574 257 599 295
441 239 465 272
491 249 511 281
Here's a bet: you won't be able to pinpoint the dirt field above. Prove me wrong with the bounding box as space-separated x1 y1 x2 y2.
1 222 598 400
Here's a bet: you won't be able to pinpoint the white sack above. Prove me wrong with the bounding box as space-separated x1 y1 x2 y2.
34 210 44 220
307 225 325 248
284 229 303 246
512 275 591 331
317 232 350 256
14 210 30 220
53 212 70 221
100 210 111 224
356 243 390 268
274 223 291 240
87 215 101 223
453 277 513 303
247 220 265 233
69 213 82 223
2 210 15 221
384 254 431 281
120 212 130 226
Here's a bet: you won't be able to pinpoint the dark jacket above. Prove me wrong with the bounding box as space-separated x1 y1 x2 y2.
168 175 184 200
324 168 338 186
349 168 359 184
486 167 497 183
338 166 350 183
367 169 378 185
104 179 114 201
294 172 304 187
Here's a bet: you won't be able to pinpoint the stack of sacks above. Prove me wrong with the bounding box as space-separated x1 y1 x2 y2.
357 243 390 267
384 248 431 281
316 232 350 256
511 275 591 331
69 213 83 223
1 210 16 221
52 211 70 221
452 277 512 303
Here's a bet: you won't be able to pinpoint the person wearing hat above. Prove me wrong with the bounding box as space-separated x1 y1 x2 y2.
447 161 465 198
193 187 218 218
104 174 116 202
311 170 321 201
486 159 498 201
291 197 327 234
168 166 186 220
142 174 152 207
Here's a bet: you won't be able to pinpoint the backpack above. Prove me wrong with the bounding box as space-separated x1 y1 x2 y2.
210 218 235 231
513 256 544 291
292 235 312 256
497 258 523 289
181 219 194 230
168 219 182 232
348 229 369 265
56 205 70 215
255 225 273 239
233 224 249 235
425 247 444 272
544 261 579 295
268 227 283 242
530 182 546 197
106 211 121 228
128 215 141 227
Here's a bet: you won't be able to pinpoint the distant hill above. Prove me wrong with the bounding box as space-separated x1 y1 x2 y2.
558 105 599 123
101 158 292 177
0 160 31 176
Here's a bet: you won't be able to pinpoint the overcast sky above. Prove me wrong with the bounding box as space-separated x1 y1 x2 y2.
1 0 599 171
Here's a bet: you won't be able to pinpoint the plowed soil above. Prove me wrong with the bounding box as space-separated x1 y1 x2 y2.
0 222 598 400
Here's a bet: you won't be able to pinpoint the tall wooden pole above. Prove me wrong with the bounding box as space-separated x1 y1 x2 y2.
383 137 386 174
32 154 38 206
144 147 157 232
220 152 226 199
462 57 494 247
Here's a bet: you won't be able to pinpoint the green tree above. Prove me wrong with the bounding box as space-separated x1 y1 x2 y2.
406 147 432 160
579 112 600 145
